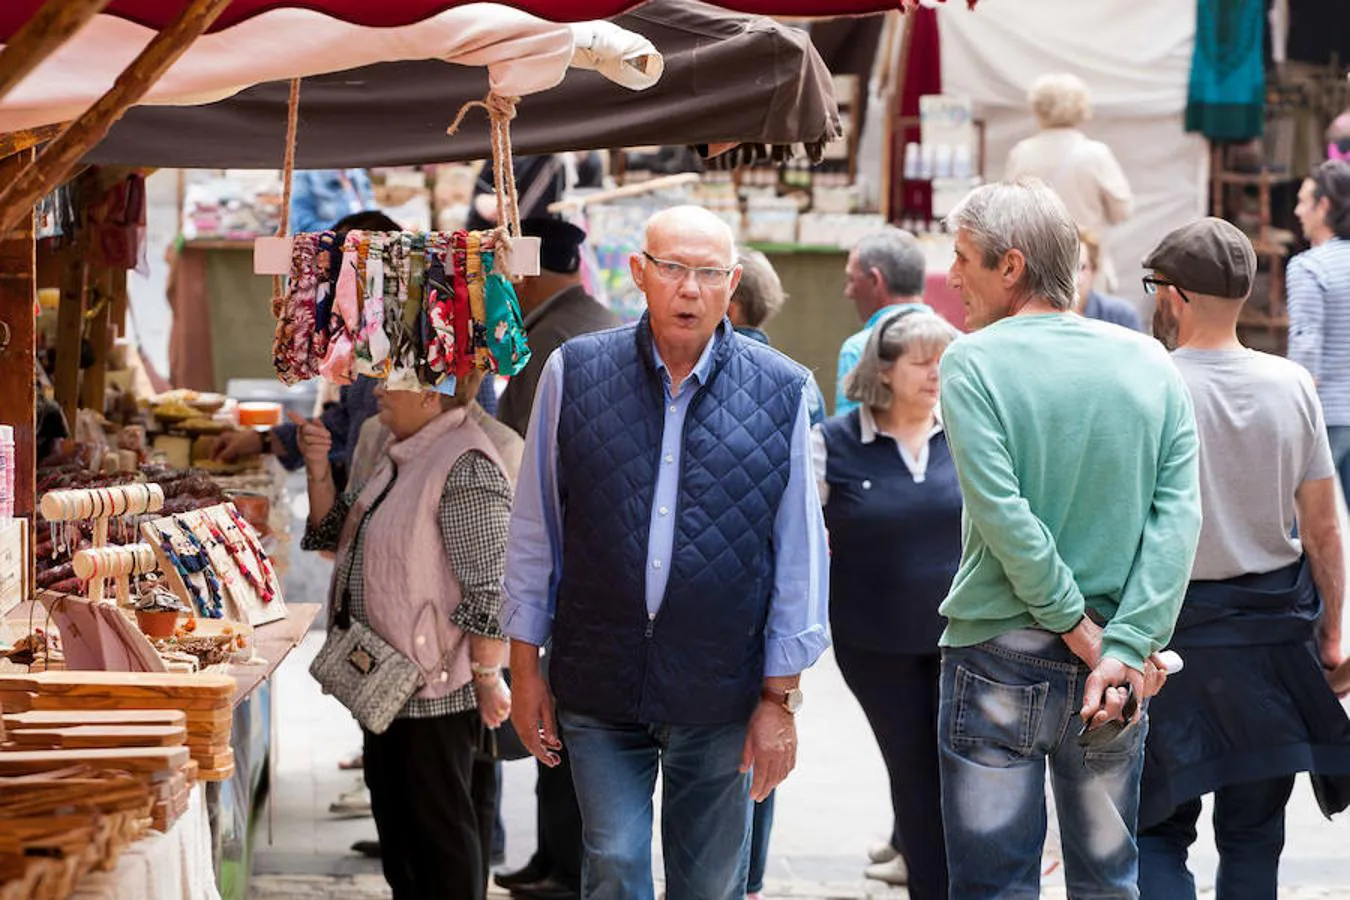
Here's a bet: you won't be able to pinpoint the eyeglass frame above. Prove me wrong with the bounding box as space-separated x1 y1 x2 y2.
1142 275 1192 305
641 251 738 287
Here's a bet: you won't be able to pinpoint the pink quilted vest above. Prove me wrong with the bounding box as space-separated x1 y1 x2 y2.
334 407 507 701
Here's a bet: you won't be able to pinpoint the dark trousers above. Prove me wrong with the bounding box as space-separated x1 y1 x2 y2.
1138 776 1296 900
746 791 775 893
364 712 493 900
527 744 584 887
835 645 948 900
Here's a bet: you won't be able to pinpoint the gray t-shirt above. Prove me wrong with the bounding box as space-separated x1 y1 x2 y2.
1172 347 1335 580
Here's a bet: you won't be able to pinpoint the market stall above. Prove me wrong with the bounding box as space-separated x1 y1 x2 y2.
0 3 860 899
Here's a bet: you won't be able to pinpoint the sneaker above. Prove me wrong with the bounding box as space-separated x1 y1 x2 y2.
864 856 909 886
328 781 373 818
867 841 899 865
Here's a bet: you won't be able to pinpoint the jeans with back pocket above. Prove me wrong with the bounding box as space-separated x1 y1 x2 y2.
939 627 1148 900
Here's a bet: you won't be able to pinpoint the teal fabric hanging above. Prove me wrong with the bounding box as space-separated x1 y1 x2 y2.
1185 0 1266 141
481 250 532 377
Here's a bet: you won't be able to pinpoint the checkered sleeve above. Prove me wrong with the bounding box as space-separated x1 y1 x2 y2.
440 451 512 640
300 492 355 553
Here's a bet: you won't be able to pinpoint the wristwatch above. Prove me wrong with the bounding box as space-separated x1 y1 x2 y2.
761 686 804 715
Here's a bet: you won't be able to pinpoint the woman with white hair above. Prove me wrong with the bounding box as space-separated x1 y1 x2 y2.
1005 72 1134 292
809 307 962 899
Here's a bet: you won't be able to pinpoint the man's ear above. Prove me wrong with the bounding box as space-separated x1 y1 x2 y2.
1001 249 1027 287
629 253 646 291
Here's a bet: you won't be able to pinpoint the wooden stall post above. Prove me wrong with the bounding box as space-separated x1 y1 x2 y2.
81 269 110 414
54 245 86 430
0 150 36 528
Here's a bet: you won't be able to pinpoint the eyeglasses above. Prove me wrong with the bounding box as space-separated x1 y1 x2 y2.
642 251 736 287
1142 276 1191 304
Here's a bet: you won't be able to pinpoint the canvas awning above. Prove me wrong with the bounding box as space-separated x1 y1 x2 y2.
0 5 666 133
78 0 842 169
0 1 908 35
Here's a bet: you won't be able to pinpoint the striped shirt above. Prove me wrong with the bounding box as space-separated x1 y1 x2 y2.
1288 237 1350 425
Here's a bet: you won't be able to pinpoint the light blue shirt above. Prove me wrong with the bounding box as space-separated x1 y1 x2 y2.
834 303 929 415
501 323 832 677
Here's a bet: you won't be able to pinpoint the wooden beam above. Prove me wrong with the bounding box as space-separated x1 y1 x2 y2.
0 122 67 160
0 0 232 233
0 0 113 106
0 151 36 526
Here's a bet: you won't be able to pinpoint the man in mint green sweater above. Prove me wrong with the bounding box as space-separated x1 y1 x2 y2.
936 179 1201 900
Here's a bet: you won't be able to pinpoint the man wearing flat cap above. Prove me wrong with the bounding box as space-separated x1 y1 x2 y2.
1138 217 1350 898
497 218 619 439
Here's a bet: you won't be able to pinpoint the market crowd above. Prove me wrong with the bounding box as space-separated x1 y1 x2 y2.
285 147 1350 900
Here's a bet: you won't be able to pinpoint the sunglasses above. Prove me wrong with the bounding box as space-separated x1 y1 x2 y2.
1142 276 1191 304
1076 682 1139 751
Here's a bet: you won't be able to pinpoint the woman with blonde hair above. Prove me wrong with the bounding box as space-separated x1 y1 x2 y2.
1006 72 1134 292
810 308 962 899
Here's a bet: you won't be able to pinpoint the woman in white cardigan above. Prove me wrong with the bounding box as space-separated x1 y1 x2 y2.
1005 72 1134 292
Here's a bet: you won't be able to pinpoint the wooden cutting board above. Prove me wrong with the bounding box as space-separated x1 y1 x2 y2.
198 761 235 782
9 725 187 749
0 746 190 775
2 710 188 730
191 748 234 771
2 691 232 712
0 671 236 699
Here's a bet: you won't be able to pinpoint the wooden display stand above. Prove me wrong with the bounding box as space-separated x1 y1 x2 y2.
38 483 164 606
142 502 285 627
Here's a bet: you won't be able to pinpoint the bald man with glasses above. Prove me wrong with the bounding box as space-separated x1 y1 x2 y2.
500 205 830 900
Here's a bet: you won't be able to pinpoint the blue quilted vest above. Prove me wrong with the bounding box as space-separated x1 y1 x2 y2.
551 316 808 725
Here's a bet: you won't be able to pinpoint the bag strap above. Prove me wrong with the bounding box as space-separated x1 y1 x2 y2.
333 463 399 629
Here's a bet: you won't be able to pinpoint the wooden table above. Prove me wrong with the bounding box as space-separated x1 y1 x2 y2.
227 602 320 707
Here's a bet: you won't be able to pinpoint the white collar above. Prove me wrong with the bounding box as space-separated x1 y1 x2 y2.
858 405 943 445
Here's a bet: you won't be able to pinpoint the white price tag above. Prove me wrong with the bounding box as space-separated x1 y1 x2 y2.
253 236 293 275
503 236 541 277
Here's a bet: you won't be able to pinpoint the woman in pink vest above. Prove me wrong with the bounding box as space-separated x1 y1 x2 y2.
302 368 517 900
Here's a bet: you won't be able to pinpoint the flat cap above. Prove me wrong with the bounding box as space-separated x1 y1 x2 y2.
520 217 587 275
1143 217 1256 300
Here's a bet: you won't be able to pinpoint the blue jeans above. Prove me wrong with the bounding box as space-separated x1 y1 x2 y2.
559 710 751 900
1138 775 1295 900
746 791 774 893
939 629 1147 900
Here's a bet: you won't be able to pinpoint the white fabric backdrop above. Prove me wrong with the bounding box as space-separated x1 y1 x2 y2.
939 0 1210 323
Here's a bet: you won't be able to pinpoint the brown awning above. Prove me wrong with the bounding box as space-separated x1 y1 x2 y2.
83 0 843 169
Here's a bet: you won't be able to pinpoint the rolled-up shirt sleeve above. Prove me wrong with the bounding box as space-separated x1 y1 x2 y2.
300 493 354 553
765 388 832 676
500 351 567 645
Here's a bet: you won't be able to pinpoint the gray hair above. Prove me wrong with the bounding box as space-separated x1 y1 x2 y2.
731 248 786 328
846 308 960 409
946 178 1079 311
854 228 926 297
1029 72 1092 129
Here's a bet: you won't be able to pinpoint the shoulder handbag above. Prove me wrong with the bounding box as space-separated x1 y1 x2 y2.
310 595 424 735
